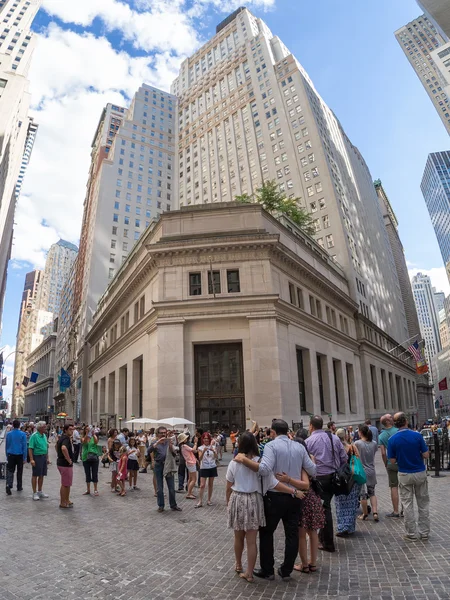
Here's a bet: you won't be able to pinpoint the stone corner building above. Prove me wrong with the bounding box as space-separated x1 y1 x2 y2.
85 203 419 431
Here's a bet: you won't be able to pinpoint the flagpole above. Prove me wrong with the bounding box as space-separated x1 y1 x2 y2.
387 333 421 354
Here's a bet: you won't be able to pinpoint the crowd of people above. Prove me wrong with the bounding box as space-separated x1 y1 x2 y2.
1 412 434 582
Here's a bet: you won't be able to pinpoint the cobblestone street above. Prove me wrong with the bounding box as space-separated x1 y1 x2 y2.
1 439 450 600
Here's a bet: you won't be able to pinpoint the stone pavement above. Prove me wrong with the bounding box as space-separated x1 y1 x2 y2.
0 438 450 600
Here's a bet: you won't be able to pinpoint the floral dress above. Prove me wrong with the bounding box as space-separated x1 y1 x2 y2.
300 487 325 530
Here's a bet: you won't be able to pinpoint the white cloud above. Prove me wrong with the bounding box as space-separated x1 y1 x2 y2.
409 266 450 296
12 25 188 267
42 0 200 54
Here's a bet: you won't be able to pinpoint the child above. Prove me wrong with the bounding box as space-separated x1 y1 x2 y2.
100 446 109 468
127 437 140 491
109 439 122 492
116 446 128 496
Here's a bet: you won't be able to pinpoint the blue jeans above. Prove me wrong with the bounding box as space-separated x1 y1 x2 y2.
154 462 177 509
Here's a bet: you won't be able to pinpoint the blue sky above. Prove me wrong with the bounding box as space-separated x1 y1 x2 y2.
1 0 449 398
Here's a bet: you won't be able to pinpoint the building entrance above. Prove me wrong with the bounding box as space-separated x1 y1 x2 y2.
194 343 245 433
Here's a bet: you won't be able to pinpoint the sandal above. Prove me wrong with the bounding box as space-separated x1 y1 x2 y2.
235 565 243 573
308 564 318 573
119 492 126 496
358 513 369 520
94 491 99 497
239 573 254 583
59 504 70 509
293 565 310 573
185 495 196 499
195 503 203 508
373 512 379 522
207 501 213 506
82 491 90 495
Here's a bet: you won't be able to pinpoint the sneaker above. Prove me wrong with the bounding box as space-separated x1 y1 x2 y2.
6 485 11 496
38 491 48 498
386 512 400 518
403 534 418 542
171 506 182 512
133 486 140 490
33 492 40 501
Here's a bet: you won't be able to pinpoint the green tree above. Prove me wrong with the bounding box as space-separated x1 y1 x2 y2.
235 180 315 236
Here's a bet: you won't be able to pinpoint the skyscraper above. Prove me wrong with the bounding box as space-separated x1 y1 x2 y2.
172 7 408 345
72 84 177 421
0 0 41 321
411 272 442 380
420 152 450 269
375 180 421 340
395 15 450 134
417 0 450 39
12 240 77 416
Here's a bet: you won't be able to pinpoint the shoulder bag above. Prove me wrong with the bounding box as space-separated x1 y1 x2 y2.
326 431 354 496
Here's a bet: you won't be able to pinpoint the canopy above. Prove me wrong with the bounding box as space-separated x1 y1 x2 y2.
156 417 195 427
124 418 159 425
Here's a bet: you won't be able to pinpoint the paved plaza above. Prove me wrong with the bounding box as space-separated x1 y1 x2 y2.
0 438 450 600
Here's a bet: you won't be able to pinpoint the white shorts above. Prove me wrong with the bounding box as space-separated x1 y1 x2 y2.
186 464 197 474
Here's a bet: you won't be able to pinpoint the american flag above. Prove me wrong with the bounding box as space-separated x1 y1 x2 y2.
408 340 422 362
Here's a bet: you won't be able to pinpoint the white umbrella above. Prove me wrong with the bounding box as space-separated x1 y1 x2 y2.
156 417 195 428
124 418 159 425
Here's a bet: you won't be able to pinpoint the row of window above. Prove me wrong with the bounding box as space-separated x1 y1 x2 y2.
94 296 146 358
288 282 349 334
189 270 240 296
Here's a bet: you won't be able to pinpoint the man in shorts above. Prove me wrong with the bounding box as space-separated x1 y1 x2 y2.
56 424 74 508
379 414 401 518
28 421 50 501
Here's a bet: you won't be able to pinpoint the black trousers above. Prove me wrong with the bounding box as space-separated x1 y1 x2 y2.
83 459 99 483
73 444 81 463
316 473 335 550
6 454 24 490
259 492 302 577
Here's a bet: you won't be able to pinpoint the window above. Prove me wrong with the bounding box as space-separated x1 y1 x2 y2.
134 301 139 323
333 360 341 412
296 349 307 412
289 283 296 305
309 295 316 316
108 268 114 279
297 287 304 309
111 240 116 249
227 270 240 293
326 234 334 248
317 354 325 413
208 271 221 294
322 215 330 228
370 365 378 409
189 272 202 295
316 299 322 320
112 226 117 235
139 295 145 318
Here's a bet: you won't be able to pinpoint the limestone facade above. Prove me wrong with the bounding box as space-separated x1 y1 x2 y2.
85 204 419 430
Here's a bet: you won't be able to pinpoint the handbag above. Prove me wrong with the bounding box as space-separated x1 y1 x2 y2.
86 452 98 462
350 454 366 485
326 432 354 496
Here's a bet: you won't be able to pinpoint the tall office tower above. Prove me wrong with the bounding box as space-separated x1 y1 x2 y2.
0 0 41 322
434 289 445 314
14 117 38 199
36 239 78 315
417 0 450 39
375 180 421 340
421 152 450 272
395 16 450 134
12 268 47 416
12 240 77 415
73 85 177 420
411 272 442 379
172 7 408 344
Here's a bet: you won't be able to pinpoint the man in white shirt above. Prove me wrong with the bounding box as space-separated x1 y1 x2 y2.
72 427 81 463
235 419 316 581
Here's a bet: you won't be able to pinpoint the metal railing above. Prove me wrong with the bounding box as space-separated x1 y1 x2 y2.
424 431 450 475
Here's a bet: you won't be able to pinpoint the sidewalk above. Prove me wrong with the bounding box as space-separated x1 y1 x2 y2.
0 447 449 599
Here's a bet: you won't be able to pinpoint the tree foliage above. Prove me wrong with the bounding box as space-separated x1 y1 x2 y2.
235 180 315 237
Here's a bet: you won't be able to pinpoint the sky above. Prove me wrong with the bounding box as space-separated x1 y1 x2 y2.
1 0 449 403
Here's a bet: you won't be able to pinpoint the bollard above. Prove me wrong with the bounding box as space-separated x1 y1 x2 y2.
431 433 446 478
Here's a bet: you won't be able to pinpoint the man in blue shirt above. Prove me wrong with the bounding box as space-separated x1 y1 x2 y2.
388 412 430 542
5 419 27 495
